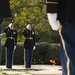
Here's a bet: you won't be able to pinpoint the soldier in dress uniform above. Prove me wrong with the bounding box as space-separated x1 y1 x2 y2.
3 21 17 69
46 0 75 75
0 19 3 64
0 0 11 64
22 23 36 68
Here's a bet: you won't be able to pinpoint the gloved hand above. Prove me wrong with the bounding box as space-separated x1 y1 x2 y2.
33 46 36 50
0 34 2 38
47 13 60 31
0 33 5 37
14 46 16 50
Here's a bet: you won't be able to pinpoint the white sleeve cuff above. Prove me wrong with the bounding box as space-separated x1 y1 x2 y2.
47 13 60 31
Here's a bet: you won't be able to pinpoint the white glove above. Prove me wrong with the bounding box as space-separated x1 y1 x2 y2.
33 46 36 50
47 13 60 31
0 33 5 37
14 46 16 50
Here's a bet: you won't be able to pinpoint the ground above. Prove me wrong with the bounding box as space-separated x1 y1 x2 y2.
0 65 62 75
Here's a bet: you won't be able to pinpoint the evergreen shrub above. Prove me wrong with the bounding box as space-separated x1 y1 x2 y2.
1 42 61 65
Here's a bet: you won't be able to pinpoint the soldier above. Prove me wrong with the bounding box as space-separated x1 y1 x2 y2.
22 23 36 68
0 0 11 64
46 0 75 75
3 21 17 69
0 18 3 64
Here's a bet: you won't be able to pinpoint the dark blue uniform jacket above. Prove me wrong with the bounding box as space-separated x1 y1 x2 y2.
22 28 35 49
46 0 75 23
0 0 11 17
3 27 17 49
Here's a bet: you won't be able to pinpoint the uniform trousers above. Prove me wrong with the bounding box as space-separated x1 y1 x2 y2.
6 48 14 68
59 20 75 75
24 49 33 68
0 18 3 64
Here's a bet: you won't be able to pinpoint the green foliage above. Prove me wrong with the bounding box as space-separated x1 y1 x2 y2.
33 43 61 65
2 0 60 43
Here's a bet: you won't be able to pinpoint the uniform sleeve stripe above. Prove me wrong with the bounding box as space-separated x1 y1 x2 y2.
46 1 58 4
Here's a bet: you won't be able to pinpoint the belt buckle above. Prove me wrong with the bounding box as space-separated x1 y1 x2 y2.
30 37 31 39
11 37 12 39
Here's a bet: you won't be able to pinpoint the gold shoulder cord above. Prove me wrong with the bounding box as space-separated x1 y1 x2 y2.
46 1 58 4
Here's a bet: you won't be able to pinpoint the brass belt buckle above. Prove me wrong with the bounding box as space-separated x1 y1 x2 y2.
11 37 12 39
30 37 31 39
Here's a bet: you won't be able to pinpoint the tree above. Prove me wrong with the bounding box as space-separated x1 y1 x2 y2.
2 0 60 43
